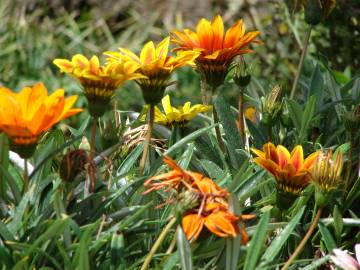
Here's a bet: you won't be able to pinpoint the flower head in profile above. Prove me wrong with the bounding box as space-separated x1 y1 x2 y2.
142 95 212 126
171 15 260 89
0 83 82 157
311 149 343 192
331 244 360 270
105 37 199 105
53 54 143 117
311 149 343 207
144 156 254 242
251 143 320 195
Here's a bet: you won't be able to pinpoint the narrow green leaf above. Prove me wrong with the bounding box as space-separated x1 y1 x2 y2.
165 124 217 156
0 134 9 199
111 232 125 270
286 99 303 131
177 225 193 270
299 95 317 143
261 206 305 263
117 143 144 176
73 223 97 270
226 194 241 270
299 255 330 270
244 211 270 270
332 205 343 241
318 222 337 252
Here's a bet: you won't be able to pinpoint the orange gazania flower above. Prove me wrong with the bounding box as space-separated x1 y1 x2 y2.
144 156 254 242
251 142 320 194
53 54 143 117
104 37 200 104
0 83 82 157
171 15 260 89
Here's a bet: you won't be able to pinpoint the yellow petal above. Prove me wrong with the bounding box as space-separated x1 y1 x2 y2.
140 41 156 64
155 37 170 65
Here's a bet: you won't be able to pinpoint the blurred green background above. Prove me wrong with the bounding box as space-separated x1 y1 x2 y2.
0 0 359 111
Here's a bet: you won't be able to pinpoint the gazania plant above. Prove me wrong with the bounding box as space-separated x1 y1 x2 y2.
2 3 360 270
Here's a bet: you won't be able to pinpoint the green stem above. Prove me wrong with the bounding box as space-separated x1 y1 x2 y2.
139 105 155 175
23 159 28 192
290 26 313 99
213 107 227 154
200 80 208 105
280 207 322 270
238 89 245 143
345 133 355 193
90 117 97 160
140 217 176 270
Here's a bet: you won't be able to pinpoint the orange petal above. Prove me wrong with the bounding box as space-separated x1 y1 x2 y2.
290 145 304 172
211 15 224 51
253 157 280 179
250 147 265 158
277 145 291 169
196 18 213 51
263 142 278 163
182 214 205 241
224 19 245 48
204 211 238 238
303 151 320 169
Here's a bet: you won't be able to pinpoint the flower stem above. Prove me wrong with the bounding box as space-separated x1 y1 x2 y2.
23 158 28 192
89 117 97 192
280 207 323 270
238 89 245 143
139 105 155 175
140 217 176 270
213 107 227 154
290 26 313 99
200 80 208 105
345 133 355 192
90 117 97 160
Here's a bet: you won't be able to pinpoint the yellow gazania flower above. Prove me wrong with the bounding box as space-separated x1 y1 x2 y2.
104 37 200 104
143 95 212 126
311 149 343 192
171 15 260 89
0 83 82 157
53 54 143 117
251 142 320 195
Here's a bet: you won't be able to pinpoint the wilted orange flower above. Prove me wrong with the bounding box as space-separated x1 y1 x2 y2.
144 156 254 242
251 142 320 194
105 37 199 104
171 15 260 89
0 83 82 157
53 54 143 116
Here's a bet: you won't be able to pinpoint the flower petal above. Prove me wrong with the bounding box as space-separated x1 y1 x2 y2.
290 145 304 172
182 214 205 241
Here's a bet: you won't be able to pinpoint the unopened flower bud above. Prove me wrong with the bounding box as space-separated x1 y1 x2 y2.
304 0 336 25
59 149 88 182
233 61 251 88
261 85 283 126
176 190 200 215
311 149 343 207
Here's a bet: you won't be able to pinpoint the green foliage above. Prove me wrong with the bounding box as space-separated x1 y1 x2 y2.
0 1 360 270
